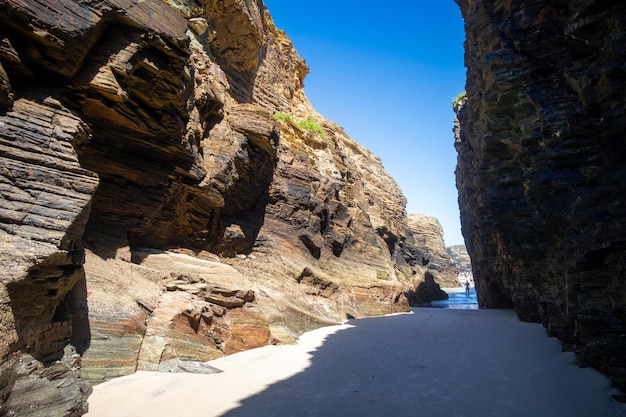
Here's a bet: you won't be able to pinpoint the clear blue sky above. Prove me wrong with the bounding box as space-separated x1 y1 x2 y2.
264 1 467 246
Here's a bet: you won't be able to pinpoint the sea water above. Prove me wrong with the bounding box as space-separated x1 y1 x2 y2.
429 287 479 310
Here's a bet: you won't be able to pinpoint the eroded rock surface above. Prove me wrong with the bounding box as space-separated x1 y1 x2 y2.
446 245 471 276
455 0 626 393
407 214 459 290
0 0 447 414
0 94 97 416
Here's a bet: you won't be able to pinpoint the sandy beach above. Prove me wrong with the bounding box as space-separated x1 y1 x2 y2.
85 308 626 417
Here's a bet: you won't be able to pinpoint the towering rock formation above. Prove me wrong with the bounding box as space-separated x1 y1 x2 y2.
0 0 448 414
406 214 460 291
455 0 626 393
446 245 471 277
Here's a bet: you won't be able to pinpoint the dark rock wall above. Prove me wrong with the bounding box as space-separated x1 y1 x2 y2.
0 94 97 416
455 0 626 391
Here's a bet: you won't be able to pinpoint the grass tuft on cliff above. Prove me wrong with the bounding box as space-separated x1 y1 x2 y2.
273 112 292 122
274 113 326 139
452 91 467 112
296 116 326 138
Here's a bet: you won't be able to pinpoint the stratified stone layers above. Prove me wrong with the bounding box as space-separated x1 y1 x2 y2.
0 0 445 414
0 96 97 415
407 214 459 290
455 0 626 392
446 245 471 276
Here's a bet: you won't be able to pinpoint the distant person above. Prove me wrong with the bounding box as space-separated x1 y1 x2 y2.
465 280 470 296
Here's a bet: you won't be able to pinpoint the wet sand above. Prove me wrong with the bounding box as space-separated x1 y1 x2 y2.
86 308 626 417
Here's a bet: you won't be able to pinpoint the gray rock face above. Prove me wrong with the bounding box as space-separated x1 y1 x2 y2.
455 0 626 393
446 245 471 276
0 347 91 417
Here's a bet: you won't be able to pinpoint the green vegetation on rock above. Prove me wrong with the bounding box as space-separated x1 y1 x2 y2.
452 91 466 112
296 116 326 138
273 112 292 122
274 113 326 139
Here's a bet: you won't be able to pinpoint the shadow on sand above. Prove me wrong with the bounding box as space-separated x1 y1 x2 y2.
220 309 624 417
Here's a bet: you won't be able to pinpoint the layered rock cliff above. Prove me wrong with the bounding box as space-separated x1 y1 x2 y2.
406 214 459 291
455 0 626 393
0 0 448 414
446 245 471 276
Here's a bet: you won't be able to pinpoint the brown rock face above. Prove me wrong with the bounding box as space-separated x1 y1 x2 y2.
0 94 97 415
455 0 626 393
407 214 460 290
0 0 449 414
